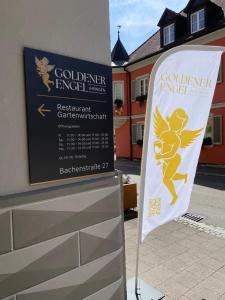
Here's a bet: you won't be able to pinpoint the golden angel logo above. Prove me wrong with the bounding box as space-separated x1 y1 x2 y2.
35 57 55 92
153 106 203 205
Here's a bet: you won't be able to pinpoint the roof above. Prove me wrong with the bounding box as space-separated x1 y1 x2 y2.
128 0 225 65
157 8 179 27
111 34 129 66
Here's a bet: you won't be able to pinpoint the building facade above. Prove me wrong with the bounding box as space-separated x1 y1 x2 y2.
112 0 225 165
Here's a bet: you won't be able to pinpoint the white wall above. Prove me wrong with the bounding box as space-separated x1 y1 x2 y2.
0 0 111 195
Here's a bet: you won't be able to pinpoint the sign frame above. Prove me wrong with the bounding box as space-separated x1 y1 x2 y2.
23 47 114 185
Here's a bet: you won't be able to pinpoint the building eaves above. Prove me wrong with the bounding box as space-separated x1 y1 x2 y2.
125 23 225 67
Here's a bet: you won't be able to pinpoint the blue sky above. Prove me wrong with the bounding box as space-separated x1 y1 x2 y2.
109 0 189 54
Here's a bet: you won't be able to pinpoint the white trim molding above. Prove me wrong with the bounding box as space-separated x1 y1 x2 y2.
131 114 145 120
212 102 225 109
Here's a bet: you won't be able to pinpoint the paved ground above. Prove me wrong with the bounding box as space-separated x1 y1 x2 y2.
116 159 225 228
117 159 225 299
125 218 225 300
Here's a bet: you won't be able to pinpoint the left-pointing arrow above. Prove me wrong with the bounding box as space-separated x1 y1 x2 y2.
37 104 51 117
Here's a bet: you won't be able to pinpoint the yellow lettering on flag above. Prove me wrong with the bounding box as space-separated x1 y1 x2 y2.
148 199 161 217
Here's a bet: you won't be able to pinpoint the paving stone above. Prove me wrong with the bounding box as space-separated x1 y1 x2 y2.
188 233 210 244
170 230 191 240
157 234 182 245
187 260 216 277
178 227 197 236
162 257 188 273
185 245 211 258
177 238 201 249
209 247 225 263
127 256 153 274
140 252 168 266
175 252 200 267
185 281 224 300
172 270 204 289
178 296 192 300
144 238 170 250
212 266 225 283
157 278 189 299
198 256 224 272
139 271 162 287
141 265 176 284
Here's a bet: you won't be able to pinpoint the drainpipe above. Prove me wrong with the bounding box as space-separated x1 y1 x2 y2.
124 67 133 161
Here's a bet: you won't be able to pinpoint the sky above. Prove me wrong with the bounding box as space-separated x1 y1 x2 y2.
109 0 189 55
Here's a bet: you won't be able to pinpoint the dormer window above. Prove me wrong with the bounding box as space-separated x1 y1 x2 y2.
191 9 205 33
163 23 175 45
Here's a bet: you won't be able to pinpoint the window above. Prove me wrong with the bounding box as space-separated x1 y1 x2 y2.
139 77 149 96
132 122 144 144
203 115 222 146
213 116 222 144
131 75 149 100
163 23 175 46
113 81 124 102
204 116 213 145
191 9 205 33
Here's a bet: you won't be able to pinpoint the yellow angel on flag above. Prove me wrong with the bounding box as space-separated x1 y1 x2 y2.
153 106 203 205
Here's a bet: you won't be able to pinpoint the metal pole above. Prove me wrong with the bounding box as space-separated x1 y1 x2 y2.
134 182 145 297
133 71 153 298
135 239 140 296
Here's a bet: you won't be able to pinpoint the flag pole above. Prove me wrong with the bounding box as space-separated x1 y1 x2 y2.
134 74 155 296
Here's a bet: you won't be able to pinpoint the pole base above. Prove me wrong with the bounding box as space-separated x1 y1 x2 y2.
127 277 165 300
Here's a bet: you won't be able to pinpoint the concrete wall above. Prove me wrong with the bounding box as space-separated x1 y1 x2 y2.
0 1 126 299
0 175 126 299
0 0 111 195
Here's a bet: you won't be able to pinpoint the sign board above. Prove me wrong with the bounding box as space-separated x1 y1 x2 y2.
24 47 114 184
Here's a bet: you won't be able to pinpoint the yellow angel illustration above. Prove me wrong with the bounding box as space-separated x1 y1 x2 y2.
153 106 203 205
35 57 55 92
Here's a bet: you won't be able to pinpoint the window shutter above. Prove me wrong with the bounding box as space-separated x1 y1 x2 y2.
131 80 137 100
145 77 149 95
132 124 137 144
213 115 222 144
217 63 222 83
137 123 144 140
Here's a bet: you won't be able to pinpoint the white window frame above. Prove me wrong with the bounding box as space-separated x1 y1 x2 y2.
137 122 144 141
137 75 149 97
191 9 205 34
113 81 124 102
203 114 222 146
163 23 175 46
132 122 144 144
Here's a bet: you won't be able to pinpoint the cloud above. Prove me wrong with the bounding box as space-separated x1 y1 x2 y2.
110 0 188 53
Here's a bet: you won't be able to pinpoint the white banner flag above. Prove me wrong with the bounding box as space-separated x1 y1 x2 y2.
139 45 224 242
